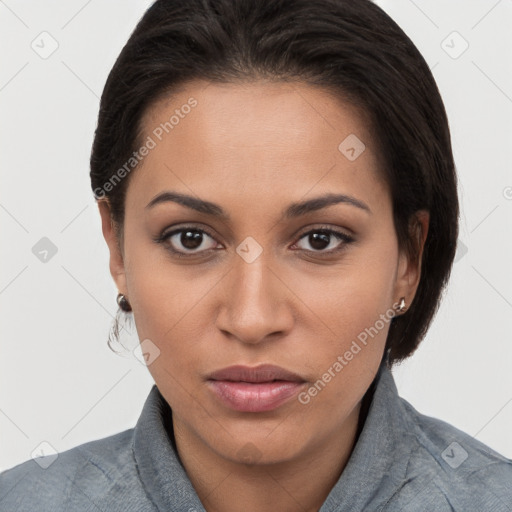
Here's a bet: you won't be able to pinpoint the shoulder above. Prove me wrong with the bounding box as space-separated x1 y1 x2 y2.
389 395 512 511
0 428 154 512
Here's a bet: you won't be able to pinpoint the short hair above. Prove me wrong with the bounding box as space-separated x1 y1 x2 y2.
90 0 459 366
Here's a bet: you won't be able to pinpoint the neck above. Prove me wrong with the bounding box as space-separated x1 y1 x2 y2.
172 399 367 512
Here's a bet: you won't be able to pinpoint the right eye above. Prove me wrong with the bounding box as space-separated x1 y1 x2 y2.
157 226 220 257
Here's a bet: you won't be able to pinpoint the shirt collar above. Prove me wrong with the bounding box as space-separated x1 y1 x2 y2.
319 362 412 511
133 385 206 511
133 362 410 511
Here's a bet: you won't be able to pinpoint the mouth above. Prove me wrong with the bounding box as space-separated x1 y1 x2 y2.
206 364 307 413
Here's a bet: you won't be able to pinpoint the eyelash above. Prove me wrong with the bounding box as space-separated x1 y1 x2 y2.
155 224 355 259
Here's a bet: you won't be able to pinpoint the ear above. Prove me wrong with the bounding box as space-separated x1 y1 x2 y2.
97 199 127 296
394 210 430 307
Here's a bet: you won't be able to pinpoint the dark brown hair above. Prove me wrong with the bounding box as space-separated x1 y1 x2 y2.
90 0 459 365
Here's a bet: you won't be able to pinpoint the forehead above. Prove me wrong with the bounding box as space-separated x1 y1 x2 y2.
142 79 374 152
128 79 388 213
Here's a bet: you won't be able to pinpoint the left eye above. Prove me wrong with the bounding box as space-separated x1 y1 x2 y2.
294 229 354 253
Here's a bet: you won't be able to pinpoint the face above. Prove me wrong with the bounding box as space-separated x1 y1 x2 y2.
100 79 427 466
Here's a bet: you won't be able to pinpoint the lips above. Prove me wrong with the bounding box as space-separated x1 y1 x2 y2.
206 364 306 412
208 364 305 383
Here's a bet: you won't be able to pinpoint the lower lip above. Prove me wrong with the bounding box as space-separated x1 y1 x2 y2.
207 380 305 412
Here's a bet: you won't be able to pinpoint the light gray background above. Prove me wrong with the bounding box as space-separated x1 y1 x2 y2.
1 0 511 472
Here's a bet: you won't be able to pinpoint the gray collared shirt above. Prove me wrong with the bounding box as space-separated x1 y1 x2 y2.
1 364 511 511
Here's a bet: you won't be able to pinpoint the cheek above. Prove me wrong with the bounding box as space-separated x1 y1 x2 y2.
123 221 205 329
127 265 212 349
297 233 398 336
292 277 392 387
123 237 219 377
289 237 398 392
127 266 212 404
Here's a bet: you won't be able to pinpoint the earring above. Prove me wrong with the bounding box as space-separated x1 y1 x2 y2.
117 292 132 312
395 297 407 314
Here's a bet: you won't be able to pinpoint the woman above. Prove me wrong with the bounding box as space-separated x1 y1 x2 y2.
1 0 511 510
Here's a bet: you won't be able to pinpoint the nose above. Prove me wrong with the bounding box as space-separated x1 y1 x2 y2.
215 251 294 345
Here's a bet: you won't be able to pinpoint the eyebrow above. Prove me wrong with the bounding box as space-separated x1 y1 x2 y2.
145 191 372 219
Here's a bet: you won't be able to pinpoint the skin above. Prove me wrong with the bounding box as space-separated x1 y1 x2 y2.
98 79 429 512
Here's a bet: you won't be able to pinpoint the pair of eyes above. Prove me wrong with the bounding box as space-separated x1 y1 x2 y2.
157 225 355 258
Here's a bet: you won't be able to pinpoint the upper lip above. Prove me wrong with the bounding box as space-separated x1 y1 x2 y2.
207 364 305 383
